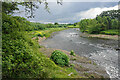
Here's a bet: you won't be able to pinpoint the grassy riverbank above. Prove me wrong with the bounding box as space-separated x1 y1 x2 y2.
78 10 119 40
31 28 109 79
100 29 119 35
39 47 109 79
67 25 79 28
29 28 67 38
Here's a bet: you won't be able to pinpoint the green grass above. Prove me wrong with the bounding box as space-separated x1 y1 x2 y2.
100 29 119 35
29 28 67 38
67 25 79 28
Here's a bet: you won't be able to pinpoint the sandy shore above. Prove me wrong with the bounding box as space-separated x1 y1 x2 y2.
80 33 118 40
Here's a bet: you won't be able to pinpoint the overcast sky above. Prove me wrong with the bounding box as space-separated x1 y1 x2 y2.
13 2 118 24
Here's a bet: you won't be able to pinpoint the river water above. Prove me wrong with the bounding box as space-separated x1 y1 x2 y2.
41 28 119 79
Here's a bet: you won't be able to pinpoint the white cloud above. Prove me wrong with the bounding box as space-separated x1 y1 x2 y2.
76 5 118 19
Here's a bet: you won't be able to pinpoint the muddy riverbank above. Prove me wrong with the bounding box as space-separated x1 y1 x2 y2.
39 47 109 78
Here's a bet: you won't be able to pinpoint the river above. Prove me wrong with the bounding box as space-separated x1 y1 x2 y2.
40 28 119 79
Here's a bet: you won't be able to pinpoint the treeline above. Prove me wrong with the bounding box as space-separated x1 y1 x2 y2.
3 16 67 32
2 12 74 78
27 22 67 31
99 10 119 19
79 9 119 35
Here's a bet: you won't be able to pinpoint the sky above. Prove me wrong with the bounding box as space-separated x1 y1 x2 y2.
13 2 119 24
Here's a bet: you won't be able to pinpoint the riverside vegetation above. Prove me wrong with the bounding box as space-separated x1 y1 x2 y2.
66 10 119 40
2 11 109 79
78 10 119 39
2 1 116 79
2 13 81 78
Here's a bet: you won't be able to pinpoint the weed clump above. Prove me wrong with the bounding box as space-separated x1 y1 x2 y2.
50 50 69 66
70 50 76 56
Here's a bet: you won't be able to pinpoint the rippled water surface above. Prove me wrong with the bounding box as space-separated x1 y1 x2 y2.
41 28 119 79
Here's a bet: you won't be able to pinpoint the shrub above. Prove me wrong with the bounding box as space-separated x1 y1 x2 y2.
37 33 44 37
38 25 46 30
50 50 69 66
35 32 44 37
2 14 56 78
70 64 75 68
87 24 102 34
70 50 75 56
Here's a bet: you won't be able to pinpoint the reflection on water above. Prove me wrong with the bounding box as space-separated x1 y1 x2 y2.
40 28 119 79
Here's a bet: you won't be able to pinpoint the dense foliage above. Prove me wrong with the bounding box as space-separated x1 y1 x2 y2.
2 13 49 78
50 50 69 66
2 2 81 78
27 22 67 31
2 2 19 14
2 13 79 78
79 10 119 35
98 9 120 19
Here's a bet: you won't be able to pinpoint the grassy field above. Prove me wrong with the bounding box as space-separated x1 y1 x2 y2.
67 25 79 28
100 29 119 35
29 28 67 38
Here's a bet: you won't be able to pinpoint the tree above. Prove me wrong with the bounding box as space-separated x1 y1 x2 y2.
46 23 53 28
2 2 19 14
98 9 120 20
111 19 118 29
2 0 63 18
79 9 119 35
96 16 103 23
54 22 58 25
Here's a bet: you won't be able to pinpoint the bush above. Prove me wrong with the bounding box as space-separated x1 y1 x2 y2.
87 24 102 34
50 50 69 66
35 32 44 37
70 64 75 68
37 33 44 37
70 50 75 56
2 13 57 78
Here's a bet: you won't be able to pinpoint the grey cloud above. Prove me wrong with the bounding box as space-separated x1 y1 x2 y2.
13 2 118 23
